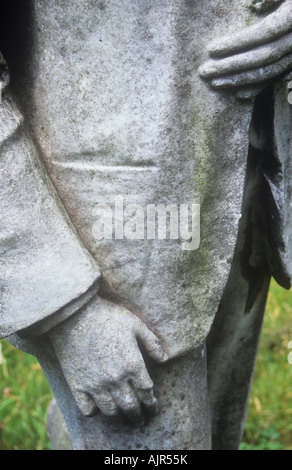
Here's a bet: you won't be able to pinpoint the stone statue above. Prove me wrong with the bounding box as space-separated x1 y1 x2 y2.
0 0 291 450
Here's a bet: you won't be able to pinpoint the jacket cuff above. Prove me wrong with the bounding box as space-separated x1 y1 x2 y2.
17 280 100 338
0 91 101 338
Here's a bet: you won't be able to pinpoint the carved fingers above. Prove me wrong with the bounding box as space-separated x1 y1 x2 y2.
200 32 292 80
199 0 292 90
206 52 292 89
207 0 292 58
71 390 98 417
71 349 160 425
109 376 156 425
48 296 168 425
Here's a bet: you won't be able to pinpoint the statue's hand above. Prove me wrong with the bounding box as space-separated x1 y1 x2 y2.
47 296 168 425
199 0 292 90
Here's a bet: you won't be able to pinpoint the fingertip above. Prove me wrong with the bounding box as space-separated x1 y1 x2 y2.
145 400 159 418
148 345 169 364
153 345 169 364
136 324 169 363
198 64 210 77
160 351 170 363
74 390 97 417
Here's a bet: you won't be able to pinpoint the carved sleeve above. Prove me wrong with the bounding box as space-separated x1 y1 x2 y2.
0 64 101 338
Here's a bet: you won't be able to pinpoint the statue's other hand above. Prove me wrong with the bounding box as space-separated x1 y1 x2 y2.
47 296 168 425
199 0 292 90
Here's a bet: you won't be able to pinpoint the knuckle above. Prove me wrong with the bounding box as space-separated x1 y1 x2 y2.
91 381 103 391
106 375 121 387
141 380 154 391
138 376 154 391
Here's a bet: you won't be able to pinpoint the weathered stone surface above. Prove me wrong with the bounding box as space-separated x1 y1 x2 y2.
13 0 255 358
1 0 292 450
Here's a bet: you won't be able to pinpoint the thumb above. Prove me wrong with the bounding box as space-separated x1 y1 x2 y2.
135 320 169 363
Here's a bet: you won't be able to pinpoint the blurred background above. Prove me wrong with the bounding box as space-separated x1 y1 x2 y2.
0 278 292 450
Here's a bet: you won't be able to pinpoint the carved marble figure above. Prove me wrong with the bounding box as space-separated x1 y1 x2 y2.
0 0 292 450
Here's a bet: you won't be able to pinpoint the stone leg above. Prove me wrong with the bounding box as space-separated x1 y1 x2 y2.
207 254 270 450
207 85 289 450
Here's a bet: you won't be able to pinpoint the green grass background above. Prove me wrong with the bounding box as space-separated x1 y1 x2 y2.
0 278 292 450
